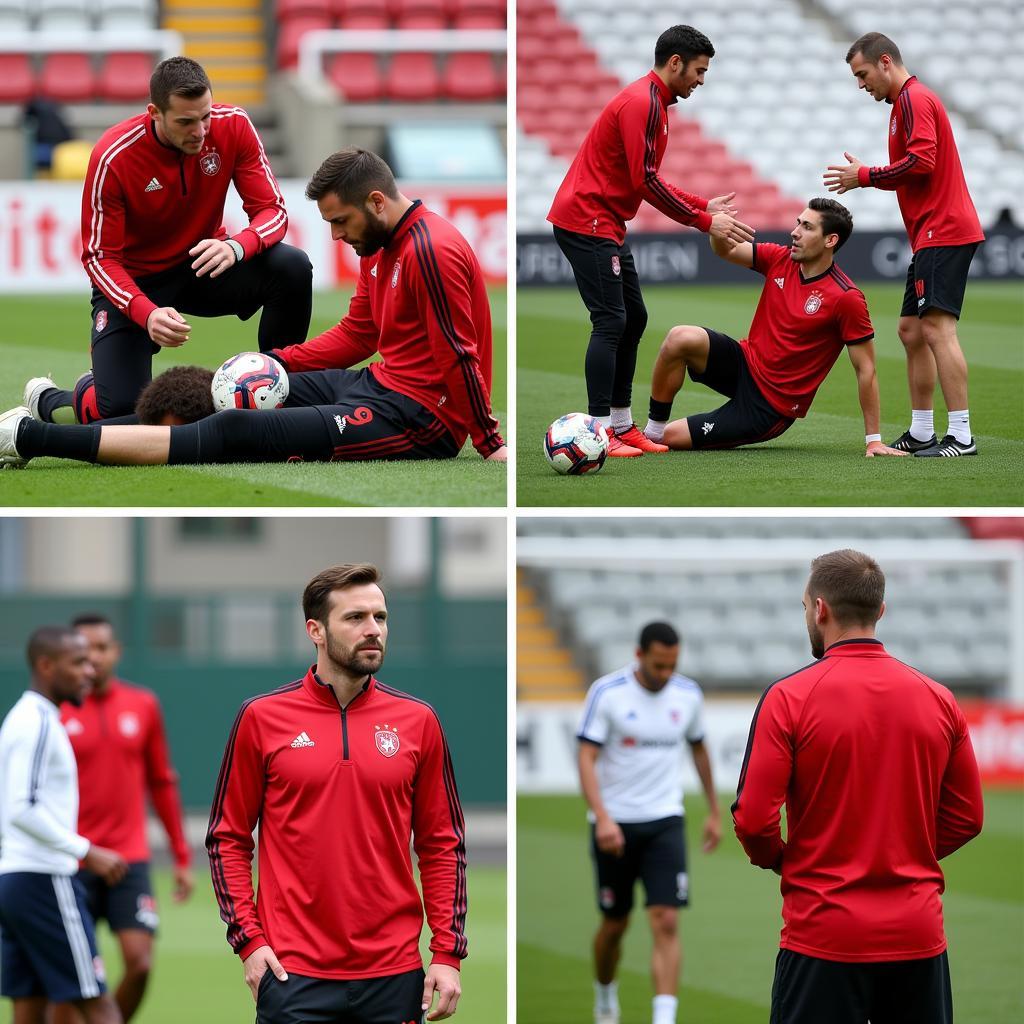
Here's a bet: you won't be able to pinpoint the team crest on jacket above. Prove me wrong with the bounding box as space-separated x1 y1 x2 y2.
391 260 401 288
95 310 107 333
374 724 400 757
804 292 823 314
118 712 140 737
200 151 222 176
611 255 621 276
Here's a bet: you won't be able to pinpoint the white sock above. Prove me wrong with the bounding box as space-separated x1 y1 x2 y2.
947 409 971 445
652 993 678 1024
610 406 633 432
644 419 667 442
595 980 619 1014
595 414 612 431
910 409 935 442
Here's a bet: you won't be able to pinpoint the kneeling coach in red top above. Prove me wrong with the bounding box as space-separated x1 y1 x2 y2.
206 564 467 1023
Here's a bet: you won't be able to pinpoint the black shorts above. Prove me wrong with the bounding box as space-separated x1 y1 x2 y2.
0 872 106 1001
256 967 425 1024
590 815 688 918
77 862 158 934
899 243 979 319
770 949 952 1024
85 242 311 420
685 329 795 449
287 367 461 461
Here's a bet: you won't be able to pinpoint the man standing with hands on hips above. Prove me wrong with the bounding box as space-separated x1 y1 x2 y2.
207 564 467 1023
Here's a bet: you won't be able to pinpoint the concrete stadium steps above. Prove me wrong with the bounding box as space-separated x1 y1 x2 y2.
164 0 267 106
517 571 586 701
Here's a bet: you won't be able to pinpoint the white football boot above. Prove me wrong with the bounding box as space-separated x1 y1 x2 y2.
0 405 30 468
23 375 57 421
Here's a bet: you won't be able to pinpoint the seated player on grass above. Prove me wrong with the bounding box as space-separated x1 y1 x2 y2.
642 198 906 458
1 148 507 468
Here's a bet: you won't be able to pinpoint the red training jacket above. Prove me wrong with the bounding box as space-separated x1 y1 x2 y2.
548 70 713 245
742 242 874 419
733 639 983 963
60 678 191 869
206 668 468 979
81 106 288 329
271 201 503 458
857 76 984 252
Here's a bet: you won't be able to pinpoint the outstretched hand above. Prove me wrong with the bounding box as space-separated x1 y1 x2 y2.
824 153 864 194
706 191 738 216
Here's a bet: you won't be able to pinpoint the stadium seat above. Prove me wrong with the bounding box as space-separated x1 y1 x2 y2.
326 53 385 101
39 53 97 103
97 0 157 30
0 53 34 104
451 0 504 28
276 0 332 17
36 0 92 31
0 0 30 32
277 14 332 68
385 53 441 101
442 52 502 100
50 139 94 180
391 0 447 30
339 12 392 28
98 53 154 103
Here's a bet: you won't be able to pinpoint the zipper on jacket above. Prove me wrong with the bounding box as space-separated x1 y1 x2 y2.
179 158 187 196
340 706 349 760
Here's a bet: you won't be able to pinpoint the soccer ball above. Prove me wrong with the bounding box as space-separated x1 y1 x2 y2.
543 413 609 475
211 353 289 412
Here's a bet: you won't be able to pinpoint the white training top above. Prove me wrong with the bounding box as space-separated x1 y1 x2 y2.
0 690 90 875
577 665 706 824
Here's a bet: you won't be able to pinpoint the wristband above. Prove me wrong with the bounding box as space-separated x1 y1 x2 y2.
226 238 244 263
865 434 881 445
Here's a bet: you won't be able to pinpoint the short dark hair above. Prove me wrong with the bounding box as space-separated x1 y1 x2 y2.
846 32 903 66
807 549 885 627
27 626 78 669
135 365 215 425
808 197 853 251
302 564 383 623
150 56 211 112
654 25 714 69
305 149 399 206
71 613 113 630
638 621 680 651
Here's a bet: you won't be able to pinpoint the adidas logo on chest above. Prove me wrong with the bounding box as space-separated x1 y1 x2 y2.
290 731 315 748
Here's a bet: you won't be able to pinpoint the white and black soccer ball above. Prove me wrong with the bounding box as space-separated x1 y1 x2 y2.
211 352 289 412
543 413 609 475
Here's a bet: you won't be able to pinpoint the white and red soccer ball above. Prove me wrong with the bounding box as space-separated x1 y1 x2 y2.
543 412 609 475
211 352 289 412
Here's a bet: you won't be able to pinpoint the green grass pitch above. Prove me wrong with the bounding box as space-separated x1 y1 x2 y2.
76 862 506 1022
518 790 1024 1023
0 288 507 507
518 282 1024 506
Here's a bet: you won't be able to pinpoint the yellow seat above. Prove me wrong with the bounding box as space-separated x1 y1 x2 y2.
50 139 95 181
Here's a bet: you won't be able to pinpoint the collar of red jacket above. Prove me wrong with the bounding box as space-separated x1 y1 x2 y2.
86 676 124 701
302 665 378 707
385 198 425 249
823 638 886 657
646 69 675 107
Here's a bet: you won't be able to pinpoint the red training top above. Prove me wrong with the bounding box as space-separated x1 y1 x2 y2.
272 201 504 458
732 639 984 963
60 678 191 869
548 70 713 244
857 76 984 252
741 242 874 418
81 105 288 329
206 668 468 979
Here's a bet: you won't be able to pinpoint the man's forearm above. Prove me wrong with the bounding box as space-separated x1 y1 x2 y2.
692 747 720 815
857 370 882 436
578 748 611 820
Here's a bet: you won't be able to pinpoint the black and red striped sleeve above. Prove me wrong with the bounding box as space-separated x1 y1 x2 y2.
205 700 268 961
227 107 288 259
620 86 713 232
412 707 468 968
409 221 504 458
80 124 157 329
859 88 937 191
731 680 794 871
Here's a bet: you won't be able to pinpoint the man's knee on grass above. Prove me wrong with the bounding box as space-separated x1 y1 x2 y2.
135 365 214 425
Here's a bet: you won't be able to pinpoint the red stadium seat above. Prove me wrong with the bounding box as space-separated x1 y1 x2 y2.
0 54 35 104
98 52 153 102
327 52 384 101
39 53 96 103
442 52 502 100
391 0 446 28
276 0 331 17
386 53 440 101
277 14 332 68
451 10 504 28
332 0 384 19
451 0 503 22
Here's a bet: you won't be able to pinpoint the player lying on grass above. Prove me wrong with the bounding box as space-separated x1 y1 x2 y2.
642 198 905 457
1 149 506 467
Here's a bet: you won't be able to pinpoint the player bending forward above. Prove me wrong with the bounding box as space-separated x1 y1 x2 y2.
642 198 904 457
